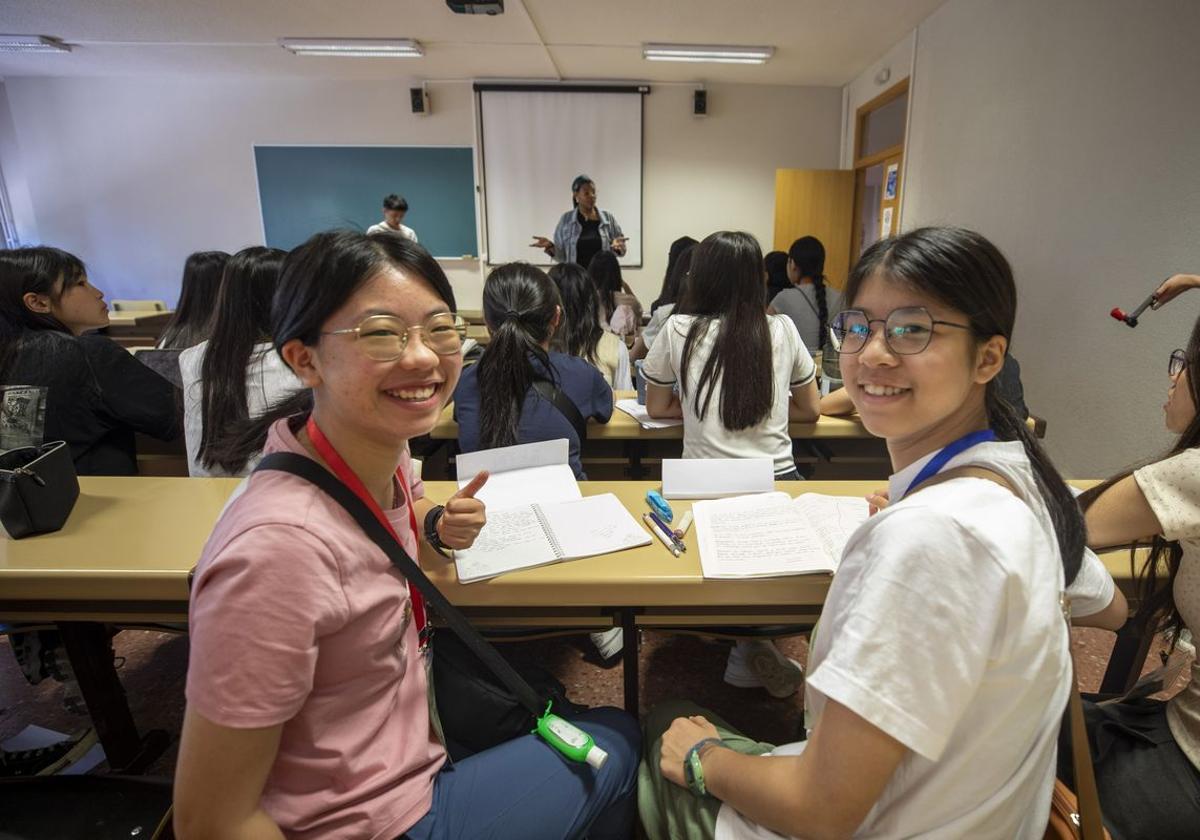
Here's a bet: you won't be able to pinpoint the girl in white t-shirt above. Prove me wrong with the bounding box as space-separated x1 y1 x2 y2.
639 226 1125 840
643 230 821 478
1076 293 1200 839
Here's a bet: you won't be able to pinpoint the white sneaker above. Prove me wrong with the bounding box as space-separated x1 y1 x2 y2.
724 640 804 698
590 628 624 660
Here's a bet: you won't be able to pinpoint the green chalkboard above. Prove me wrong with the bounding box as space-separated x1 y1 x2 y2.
254 146 478 257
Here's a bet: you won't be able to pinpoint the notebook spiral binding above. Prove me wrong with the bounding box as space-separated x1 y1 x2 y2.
533 503 564 558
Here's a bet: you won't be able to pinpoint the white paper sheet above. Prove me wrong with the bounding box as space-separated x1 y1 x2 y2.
615 399 684 430
455 439 580 511
693 491 869 579
661 458 775 499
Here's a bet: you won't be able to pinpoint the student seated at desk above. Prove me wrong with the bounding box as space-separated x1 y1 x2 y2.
549 262 633 390
156 250 229 350
0 246 180 720
453 262 613 480
589 250 643 336
643 231 820 478
639 227 1123 840
767 236 841 355
1073 300 1200 840
632 241 695 363
176 230 639 840
179 246 301 477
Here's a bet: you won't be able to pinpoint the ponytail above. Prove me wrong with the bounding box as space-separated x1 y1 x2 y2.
812 274 829 353
986 378 1085 584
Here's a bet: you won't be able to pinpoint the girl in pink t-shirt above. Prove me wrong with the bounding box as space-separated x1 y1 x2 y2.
175 231 639 840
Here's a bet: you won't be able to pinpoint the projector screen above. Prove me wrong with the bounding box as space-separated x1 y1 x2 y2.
477 86 644 267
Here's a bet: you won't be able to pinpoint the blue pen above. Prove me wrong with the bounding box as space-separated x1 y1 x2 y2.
648 510 686 552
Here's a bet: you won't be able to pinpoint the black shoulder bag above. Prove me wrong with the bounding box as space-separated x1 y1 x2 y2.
532 379 588 444
254 452 582 760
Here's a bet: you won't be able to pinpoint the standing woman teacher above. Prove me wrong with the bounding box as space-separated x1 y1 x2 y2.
532 175 628 266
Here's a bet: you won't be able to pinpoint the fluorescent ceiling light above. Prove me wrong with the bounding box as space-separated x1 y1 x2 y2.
0 35 71 53
642 44 773 64
279 38 423 58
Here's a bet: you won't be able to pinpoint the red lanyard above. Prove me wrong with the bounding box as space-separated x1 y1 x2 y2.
305 415 427 638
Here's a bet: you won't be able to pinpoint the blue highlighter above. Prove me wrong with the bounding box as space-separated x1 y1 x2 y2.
646 490 673 523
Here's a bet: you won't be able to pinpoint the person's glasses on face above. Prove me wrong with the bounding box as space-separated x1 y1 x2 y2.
323 312 466 361
829 306 972 356
1169 348 1187 379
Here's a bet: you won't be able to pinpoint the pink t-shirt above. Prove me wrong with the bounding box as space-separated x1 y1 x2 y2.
186 417 446 839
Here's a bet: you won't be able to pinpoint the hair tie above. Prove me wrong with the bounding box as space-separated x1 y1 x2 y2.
504 309 521 320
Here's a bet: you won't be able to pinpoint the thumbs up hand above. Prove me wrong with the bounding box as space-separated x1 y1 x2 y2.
437 470 489 549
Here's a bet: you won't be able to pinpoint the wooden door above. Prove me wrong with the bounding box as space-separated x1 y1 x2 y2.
773 169 856 290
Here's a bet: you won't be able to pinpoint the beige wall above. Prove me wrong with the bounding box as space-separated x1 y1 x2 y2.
901 0 1200 475
0 76 841 309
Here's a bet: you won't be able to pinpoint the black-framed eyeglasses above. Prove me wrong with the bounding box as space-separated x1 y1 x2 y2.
1169 348 1187 379
829 307 972 356
322 312 466 361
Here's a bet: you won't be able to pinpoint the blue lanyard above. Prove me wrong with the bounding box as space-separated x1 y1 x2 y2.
902 429 998 499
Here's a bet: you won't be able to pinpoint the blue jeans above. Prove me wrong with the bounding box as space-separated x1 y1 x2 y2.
402 707 640 840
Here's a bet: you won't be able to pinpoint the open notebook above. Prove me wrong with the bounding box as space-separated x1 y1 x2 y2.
455 493 651 583
693 491 870 579
452 439 650 583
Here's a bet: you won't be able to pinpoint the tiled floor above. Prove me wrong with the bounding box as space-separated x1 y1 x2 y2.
0 625 1188 780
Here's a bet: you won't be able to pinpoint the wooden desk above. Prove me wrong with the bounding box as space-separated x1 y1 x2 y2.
100 311 173 349
0 475 1139 770
459 309 485 326
466 324 490 346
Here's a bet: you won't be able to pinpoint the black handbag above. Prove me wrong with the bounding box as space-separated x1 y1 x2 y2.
0 441 80 539
254 453 584 761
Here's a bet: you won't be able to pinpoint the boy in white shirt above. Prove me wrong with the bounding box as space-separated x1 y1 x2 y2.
366 193 418 243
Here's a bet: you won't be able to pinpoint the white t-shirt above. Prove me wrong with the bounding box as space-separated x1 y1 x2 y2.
642 303 674 351
1135 448 1200 770
179 340 304 477
717 440 1116 840
366 221 418 243
642 313 815 475
592 331 633 391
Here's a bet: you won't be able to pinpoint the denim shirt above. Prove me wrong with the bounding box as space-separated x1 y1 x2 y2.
551 208 624 265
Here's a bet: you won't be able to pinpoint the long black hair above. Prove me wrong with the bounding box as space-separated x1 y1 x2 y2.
158 250 229 350
548 263 603 365
676 231 774 430
764 250 790 302
789 236 830 352
205 231 457 469
0 246 87 380
1078 313 1200 640
587 250 623 322
846 226 1086 584
652 236 698 313
478 263 560 449
197 247 287 472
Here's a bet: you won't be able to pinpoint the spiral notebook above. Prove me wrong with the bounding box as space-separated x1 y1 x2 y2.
454 493 651 584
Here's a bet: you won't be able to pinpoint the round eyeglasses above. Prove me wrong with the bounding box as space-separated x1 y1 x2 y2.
323 312 466 361
829 307 972 355
1169 348 1187 379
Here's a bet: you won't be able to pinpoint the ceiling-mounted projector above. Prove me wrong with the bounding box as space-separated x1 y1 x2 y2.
446 1 504 14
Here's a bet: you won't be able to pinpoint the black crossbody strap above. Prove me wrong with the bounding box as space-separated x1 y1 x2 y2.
532 379 588 444
255 452 547 717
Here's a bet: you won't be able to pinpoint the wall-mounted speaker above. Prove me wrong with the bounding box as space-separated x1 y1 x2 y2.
410 85 430 116
693 88 707 117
